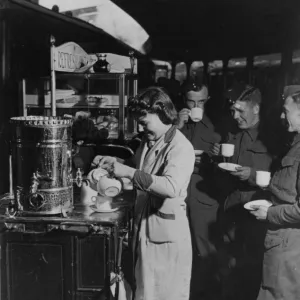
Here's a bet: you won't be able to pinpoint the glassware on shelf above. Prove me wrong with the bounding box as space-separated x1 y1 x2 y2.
93 54 111 73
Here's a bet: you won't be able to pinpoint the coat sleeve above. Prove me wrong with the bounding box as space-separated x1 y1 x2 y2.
267 203 300 225
146 141 195 199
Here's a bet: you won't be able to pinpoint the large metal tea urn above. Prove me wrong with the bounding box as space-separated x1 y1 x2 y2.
10 116 73 215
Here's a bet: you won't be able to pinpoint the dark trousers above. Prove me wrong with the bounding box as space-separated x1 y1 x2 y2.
219 205 267 300
187 174 221 299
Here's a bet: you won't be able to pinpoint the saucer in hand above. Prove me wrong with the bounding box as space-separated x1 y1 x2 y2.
194 150 204 155
218 162 241 172
244 200 272 211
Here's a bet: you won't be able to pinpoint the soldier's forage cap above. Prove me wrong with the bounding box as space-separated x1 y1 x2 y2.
282 85 300 100
226 82 260 105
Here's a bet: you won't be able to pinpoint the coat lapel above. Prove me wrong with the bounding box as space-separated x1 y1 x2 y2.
139 125 177 174
142 137 166 173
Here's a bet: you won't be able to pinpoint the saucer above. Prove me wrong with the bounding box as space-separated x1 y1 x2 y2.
194 150 204 155
89 204 119 213
218 162 241 172
244 200 272 211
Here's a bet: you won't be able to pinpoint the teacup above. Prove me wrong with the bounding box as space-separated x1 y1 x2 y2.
80 180 97 205
189 107 203 122
97 176 122 197
87 168 108 183
91 194 112 210
221 143 235 157
256 171 271 187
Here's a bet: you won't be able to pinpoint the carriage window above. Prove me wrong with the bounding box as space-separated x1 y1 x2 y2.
175 62 187 84
153 60 172 83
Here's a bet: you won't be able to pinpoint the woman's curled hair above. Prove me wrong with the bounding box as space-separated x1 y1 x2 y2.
128 86 178 125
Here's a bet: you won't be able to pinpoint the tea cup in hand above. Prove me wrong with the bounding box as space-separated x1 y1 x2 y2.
87 168 108 186
190 107 203 122
97 176 122 197
256 171 271 188
221 143 235 157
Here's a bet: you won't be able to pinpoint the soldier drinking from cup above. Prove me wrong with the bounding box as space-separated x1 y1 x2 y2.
178 83 222 300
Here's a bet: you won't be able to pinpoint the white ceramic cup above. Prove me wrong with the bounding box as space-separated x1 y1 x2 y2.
80 180 98 205
189 107 203 122
87 168 108 186
221 143 235 157
91 194 112 210
97 176 122 197
256 171 271 187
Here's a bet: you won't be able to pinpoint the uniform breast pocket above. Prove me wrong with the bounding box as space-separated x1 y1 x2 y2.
272 156 297 192
247 142 270 170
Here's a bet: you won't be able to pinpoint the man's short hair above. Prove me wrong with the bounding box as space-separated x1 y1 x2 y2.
184 82 207 94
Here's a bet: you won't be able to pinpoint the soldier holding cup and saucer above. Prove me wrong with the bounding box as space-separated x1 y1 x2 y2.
211 82 275 300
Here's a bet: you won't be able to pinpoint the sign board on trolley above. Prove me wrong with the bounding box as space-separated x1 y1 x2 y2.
53 42 97 73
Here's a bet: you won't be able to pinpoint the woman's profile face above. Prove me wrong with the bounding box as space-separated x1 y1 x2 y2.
138 113 165 141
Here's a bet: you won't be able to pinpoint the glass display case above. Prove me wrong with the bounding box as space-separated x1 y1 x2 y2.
21 73 138 142
19 40 140 173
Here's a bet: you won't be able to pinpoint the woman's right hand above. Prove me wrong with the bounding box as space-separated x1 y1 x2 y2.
177 108 191 129
91 155 116 168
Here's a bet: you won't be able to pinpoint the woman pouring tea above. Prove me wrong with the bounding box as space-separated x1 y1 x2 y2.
92 87 195 300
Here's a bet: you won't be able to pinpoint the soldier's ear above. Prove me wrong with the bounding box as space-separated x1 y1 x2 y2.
253 103 260 115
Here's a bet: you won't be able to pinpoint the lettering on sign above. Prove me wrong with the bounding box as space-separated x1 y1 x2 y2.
53 42 97 73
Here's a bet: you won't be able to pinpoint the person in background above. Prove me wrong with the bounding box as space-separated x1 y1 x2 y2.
211 82 274 300
93 87 195 300
156 77 182 107
177 83 222 300
250 85 300 300
72 112 109 175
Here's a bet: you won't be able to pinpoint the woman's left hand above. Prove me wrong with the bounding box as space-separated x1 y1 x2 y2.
249 205 269 220
110 161 136 179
